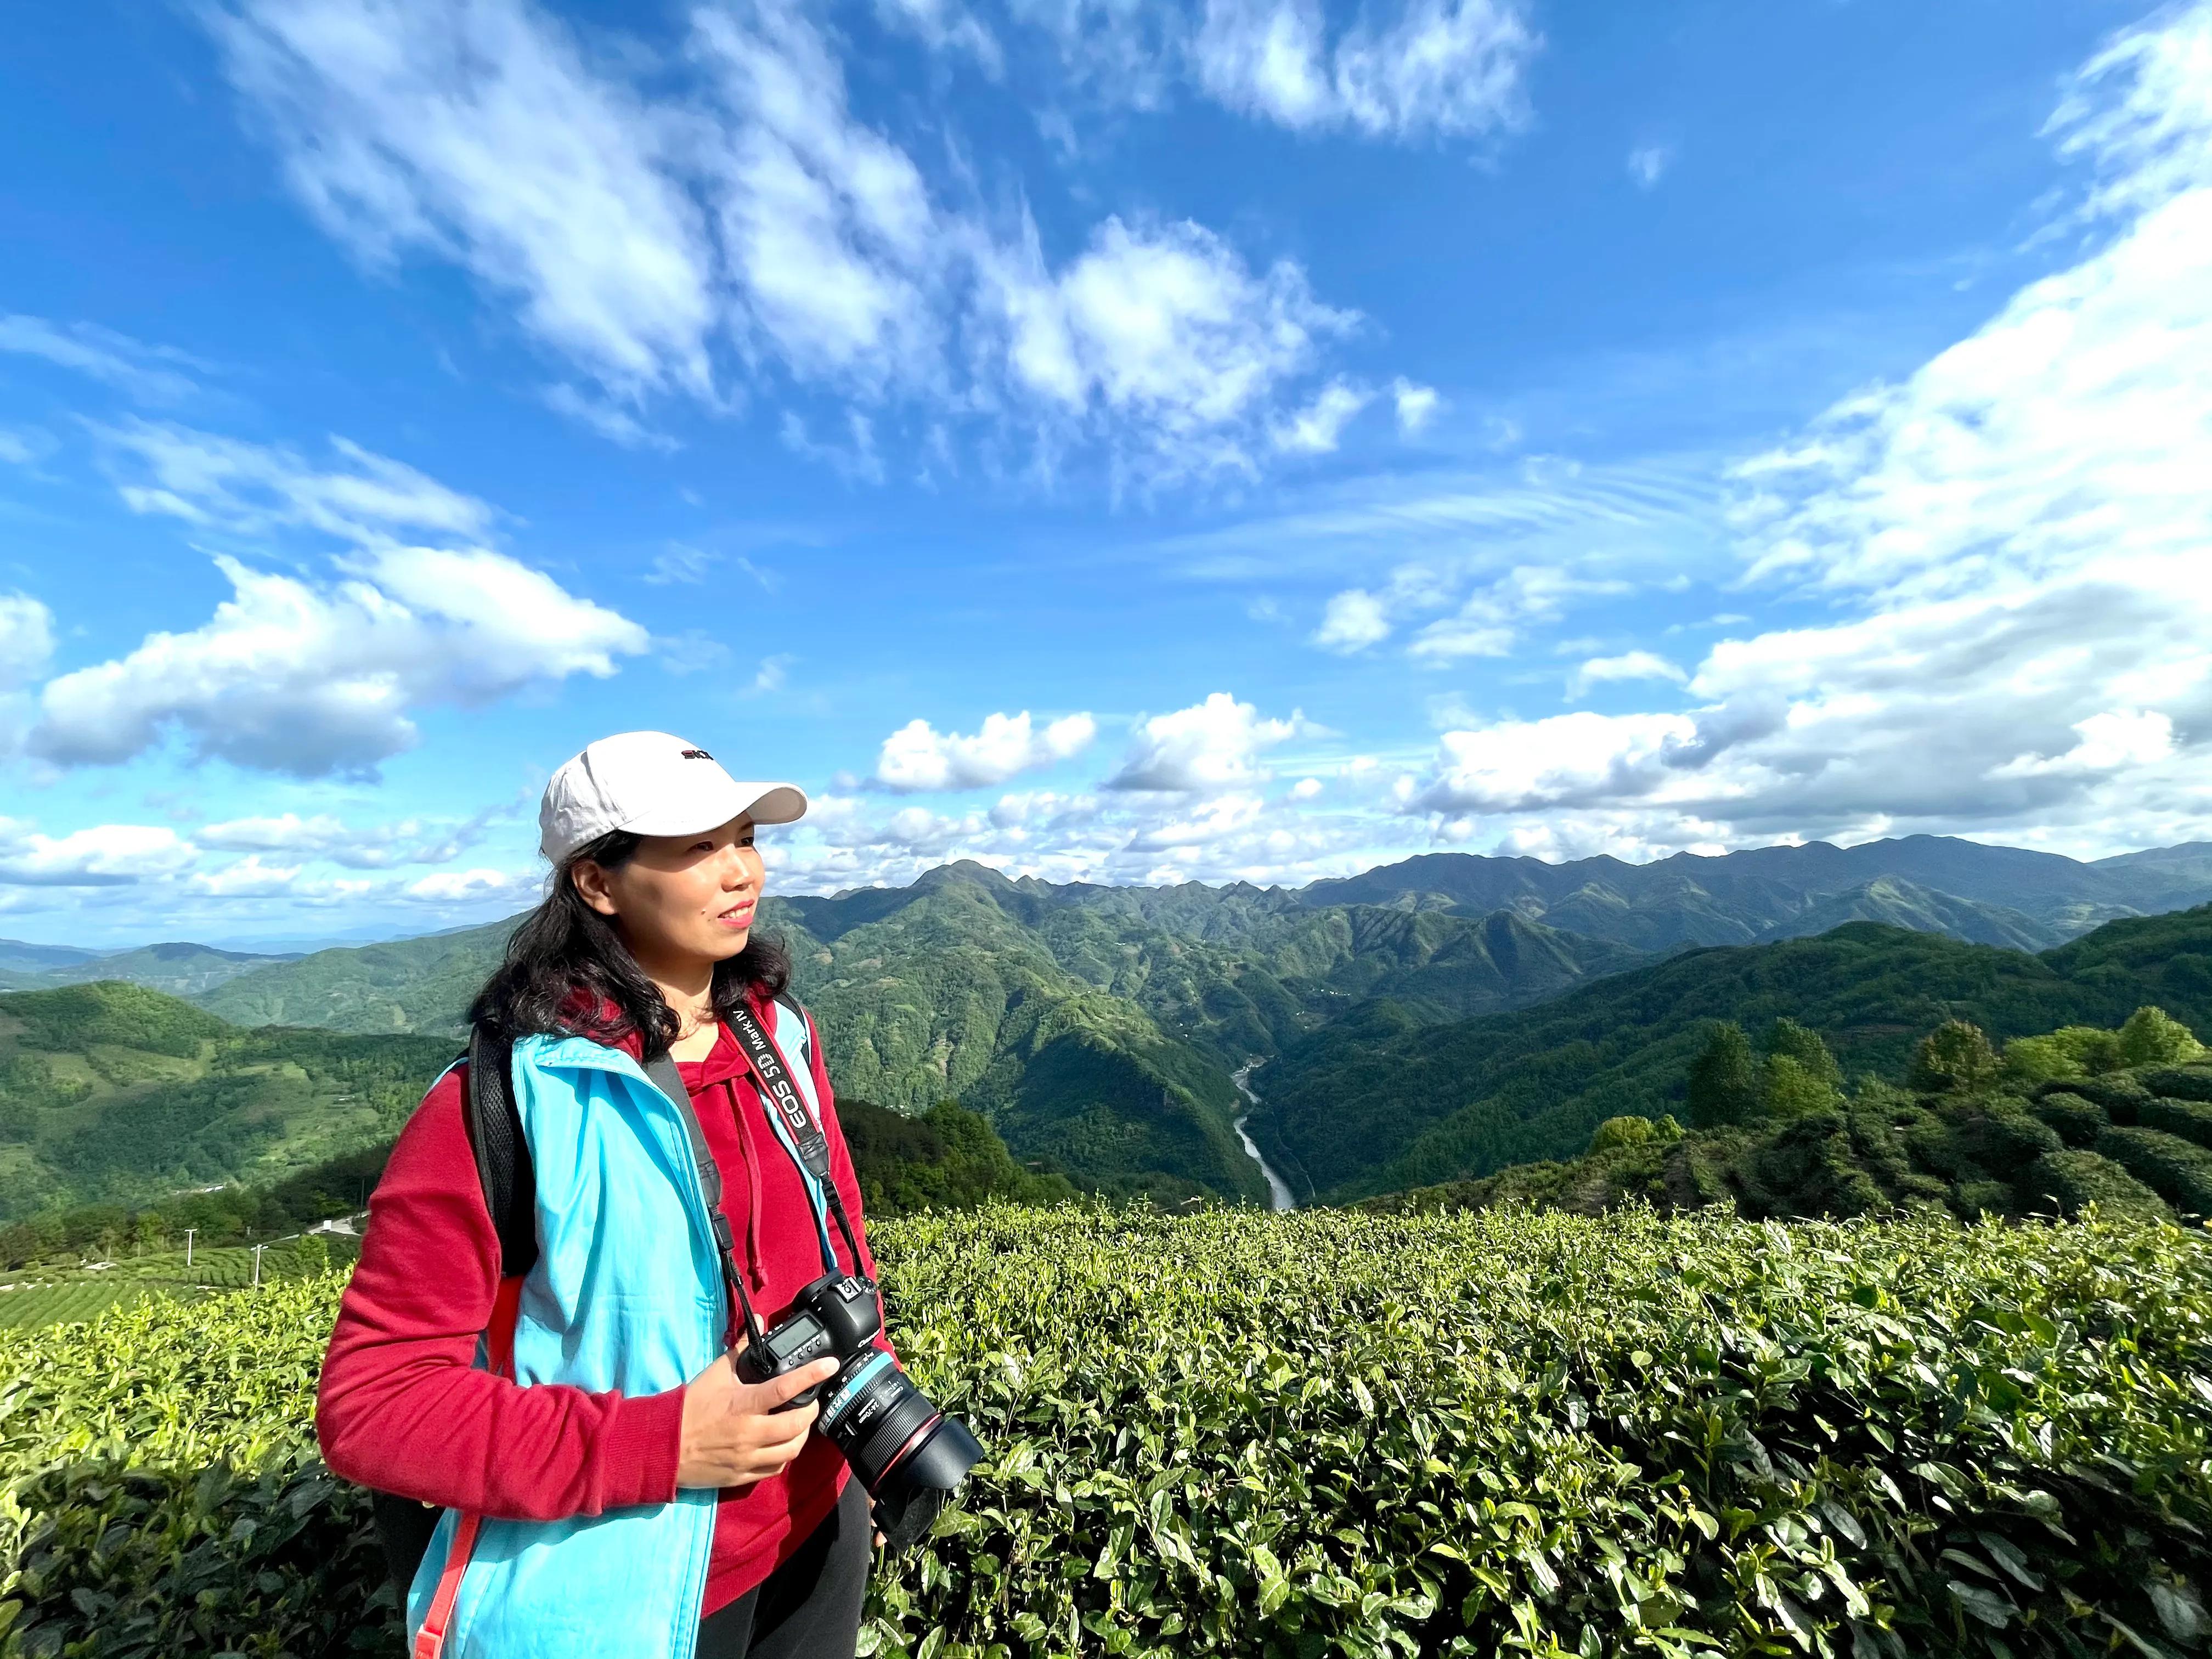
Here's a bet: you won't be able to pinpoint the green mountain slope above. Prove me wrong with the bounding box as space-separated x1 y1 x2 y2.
195 919 520 1035
0 982 451 1221
1257 906 2212 1203
1367 1023 2212 1229
33 942 303 997
1299 834 2212 948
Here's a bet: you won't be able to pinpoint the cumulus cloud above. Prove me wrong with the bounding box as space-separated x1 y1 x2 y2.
1398 4 2212 853
980 214 1357 478
26 548 646 776
1312 588 1391 652
0 821 199 887
1271 378 1370 454
874 709 1098 792
1107 691 1304 792
205 0 1379 483
1390 376 1440 434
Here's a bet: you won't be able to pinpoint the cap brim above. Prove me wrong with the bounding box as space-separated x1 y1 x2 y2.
622 780 809 838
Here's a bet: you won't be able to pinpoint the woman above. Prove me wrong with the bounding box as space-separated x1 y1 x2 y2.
319 731 887 1659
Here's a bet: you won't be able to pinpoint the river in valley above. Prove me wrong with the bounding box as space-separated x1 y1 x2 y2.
1231 1061 1296 1211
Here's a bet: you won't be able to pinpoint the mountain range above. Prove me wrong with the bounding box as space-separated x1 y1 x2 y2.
3 834 2211 1218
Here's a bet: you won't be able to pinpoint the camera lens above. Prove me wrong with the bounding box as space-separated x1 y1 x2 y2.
816 1351 983 1553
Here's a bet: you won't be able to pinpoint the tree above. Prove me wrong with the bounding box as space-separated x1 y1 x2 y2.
1763 1019 1842 1089
1687 1023 1760 1127
1762 1053 1842 1118
2117 1005 2205 1068
1909 1020 1998 1094
292 1231 330 1276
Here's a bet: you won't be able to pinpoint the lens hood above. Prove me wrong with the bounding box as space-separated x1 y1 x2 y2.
870 1415 984 1555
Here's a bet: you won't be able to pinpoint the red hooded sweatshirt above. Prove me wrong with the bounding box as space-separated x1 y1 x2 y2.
316 990 888 1616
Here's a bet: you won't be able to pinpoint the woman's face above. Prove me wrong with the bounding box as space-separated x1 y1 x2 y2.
574 815 765 972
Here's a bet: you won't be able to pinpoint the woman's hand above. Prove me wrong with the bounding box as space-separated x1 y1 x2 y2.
675 1346 840 1489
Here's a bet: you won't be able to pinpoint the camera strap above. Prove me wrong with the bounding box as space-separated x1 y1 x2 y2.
726 1001 867 1277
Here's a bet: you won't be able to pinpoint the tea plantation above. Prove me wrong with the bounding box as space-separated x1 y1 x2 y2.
1 1205 2207 1658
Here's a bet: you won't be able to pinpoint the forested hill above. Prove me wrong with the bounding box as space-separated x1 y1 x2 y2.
9 835 2212 1217
0 981 451 1221
1253 904 2212 1204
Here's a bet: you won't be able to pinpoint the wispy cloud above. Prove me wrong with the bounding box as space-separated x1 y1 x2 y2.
0 315 206 403
1626 144 1672 188
205 0 1391 485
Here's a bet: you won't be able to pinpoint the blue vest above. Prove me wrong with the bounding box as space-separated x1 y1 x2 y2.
405 1005 821 1659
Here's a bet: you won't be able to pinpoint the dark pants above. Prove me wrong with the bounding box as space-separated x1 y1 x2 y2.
695 1479 872 1659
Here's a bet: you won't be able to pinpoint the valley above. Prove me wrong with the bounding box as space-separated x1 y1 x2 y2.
1 834 2209 1228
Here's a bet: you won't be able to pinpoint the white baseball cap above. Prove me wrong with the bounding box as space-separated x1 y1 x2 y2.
539 731 808 863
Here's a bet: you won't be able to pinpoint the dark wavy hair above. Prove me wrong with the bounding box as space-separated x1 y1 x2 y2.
467 828 790 1059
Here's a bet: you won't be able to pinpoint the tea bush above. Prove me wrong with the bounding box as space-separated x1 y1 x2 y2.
1 1205 2208 1658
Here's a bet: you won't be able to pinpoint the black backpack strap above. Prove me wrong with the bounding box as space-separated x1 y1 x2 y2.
462 1028 537 1279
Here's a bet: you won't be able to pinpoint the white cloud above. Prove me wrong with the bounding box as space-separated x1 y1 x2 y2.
1271 378 1369 454
97 421 496 547
204 0 1379 485
874 709 1098 791
0 821 199 887
0 315 202 402
1390 376 1439 435
1392 3 2212 853
198 808 500 866
0 596 55 691
211 0 717 398
406 867 526 901
1626 144 1671 188
1567 650 1686 699
1407 565 1628 661
543 383 679 449
747 653 795 696
26 548 646 776
1412 711 1697 815
873 0 1003 72
981 213 1357 479
1190 0 1537 139
1993 708 2177 777
1312 588 1390 652
1107 691 1302 791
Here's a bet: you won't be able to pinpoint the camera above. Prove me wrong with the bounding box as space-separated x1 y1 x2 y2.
737 1267 983 1553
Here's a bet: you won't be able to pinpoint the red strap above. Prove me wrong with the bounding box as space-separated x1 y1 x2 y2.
412 1276 524 1659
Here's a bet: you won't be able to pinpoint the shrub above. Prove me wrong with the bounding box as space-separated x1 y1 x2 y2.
2023 1149 2171 1221
2096 1125 2212 1219
2140 1062 2212 1104
2035 1072 2153 1124
5 1209 2211 1659
1587 1115 1654 1154
2027 1091 2108 1149
2141 1096 2212 1152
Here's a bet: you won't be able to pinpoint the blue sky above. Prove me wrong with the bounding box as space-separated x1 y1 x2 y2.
2 0 2209 947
